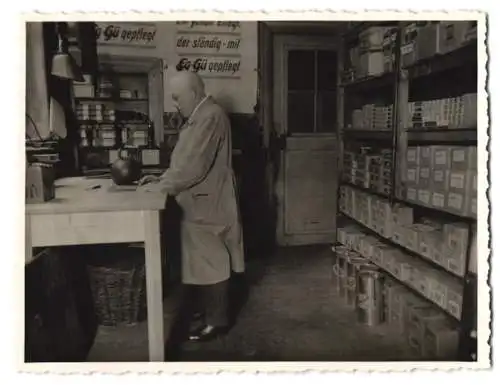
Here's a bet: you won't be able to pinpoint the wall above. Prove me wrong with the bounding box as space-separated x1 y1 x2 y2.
96 21 258 114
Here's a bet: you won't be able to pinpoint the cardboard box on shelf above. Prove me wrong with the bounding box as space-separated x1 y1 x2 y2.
462 93 478 128
431 240 447 268
417 188 432 207
439 21 470 54
418 166 432 189
393 256 414 282
406 187 418 203
405 167 419 186
358 50 385 78
446 282 463 319
408 305 447 339
468 194 477 218
359 26 392 51
432 146 452 170
402 294 429 334
418 146 433 166
431 169 450 193
431 191 447 210
413 263 434 299
429 279 448 310
407 147 420 167
380 248 398 275
418 231 438 261
450 146 477 171
423 320 460 360
391 224 407 246
416 22 443 60
443 222 469 260
445 251 466 277
446 191 469 216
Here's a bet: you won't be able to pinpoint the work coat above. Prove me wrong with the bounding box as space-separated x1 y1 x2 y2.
158 96 245 285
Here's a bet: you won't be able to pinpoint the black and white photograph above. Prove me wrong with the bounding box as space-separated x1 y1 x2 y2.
20 13 489 371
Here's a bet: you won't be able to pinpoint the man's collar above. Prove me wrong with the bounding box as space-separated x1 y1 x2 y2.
187 95 212 124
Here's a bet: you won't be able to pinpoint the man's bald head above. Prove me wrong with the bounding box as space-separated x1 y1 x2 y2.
170 71 207 118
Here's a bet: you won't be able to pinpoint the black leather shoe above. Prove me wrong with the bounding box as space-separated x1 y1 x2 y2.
188 324 227 342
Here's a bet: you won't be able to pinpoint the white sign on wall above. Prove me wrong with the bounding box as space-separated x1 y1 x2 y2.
95 23 157 48
174 21 242 79
175 21 242 33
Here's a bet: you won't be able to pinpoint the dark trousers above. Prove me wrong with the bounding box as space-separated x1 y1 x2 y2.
191 280 229 327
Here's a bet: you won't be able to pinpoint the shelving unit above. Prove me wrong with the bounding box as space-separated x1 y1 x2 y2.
336 21 478 361
73 56 165 176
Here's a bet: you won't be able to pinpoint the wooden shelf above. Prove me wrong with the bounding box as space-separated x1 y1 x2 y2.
341 181 390 200
342 129 393 142
78 120 148 125
340 71 395 89
406 128 477 144
344 181 475 222
340 209 464 280
396 193 476 222
75 97 149 102
336 218 461 321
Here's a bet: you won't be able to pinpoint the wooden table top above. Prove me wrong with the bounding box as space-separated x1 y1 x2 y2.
25 177 168 215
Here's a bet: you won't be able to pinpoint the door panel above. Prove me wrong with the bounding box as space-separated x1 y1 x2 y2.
284 147 338 234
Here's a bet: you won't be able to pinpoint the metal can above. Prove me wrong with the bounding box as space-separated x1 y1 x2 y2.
356 266 385 326
338 253 349 299
332 245 348 292
346 256 371 307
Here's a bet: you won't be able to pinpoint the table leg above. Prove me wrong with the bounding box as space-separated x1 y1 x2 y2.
143 210 165 362
25 215 33 263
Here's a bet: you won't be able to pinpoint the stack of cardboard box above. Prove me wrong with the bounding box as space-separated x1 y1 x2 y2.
402 145 477 218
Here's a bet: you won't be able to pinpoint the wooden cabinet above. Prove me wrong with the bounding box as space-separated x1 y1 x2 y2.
73 55 165 175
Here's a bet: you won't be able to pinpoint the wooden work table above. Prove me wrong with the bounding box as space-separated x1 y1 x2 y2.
25 177 168 362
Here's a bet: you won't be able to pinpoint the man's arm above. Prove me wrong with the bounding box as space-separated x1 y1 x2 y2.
156 114 223 195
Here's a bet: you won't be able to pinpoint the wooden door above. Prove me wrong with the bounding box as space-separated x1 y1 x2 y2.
273 35 340 246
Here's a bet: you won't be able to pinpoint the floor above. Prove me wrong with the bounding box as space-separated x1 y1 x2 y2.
87 245 418 362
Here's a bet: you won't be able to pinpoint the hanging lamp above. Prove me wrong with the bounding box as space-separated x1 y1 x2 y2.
51 22 84 82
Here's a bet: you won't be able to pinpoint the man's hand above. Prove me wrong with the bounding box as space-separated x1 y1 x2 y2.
138 175 160 186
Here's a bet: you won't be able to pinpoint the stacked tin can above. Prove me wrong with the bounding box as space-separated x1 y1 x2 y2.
333 245 350 296
345 254 372 308
356 265 385 326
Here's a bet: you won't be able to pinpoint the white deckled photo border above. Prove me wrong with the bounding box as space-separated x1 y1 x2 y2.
14 9 490 375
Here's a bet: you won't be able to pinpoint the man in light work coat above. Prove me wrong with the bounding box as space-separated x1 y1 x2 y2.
139 71 245 342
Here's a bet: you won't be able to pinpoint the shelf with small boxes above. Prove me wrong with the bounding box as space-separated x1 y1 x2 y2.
399 20 477 79
337 223 463 321
73 67 165 174
339 184 473 280
340 22 399 153
398 144 477 220
335 20 479 360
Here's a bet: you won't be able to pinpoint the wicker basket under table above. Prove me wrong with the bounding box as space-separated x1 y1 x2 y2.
86 245 147 326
